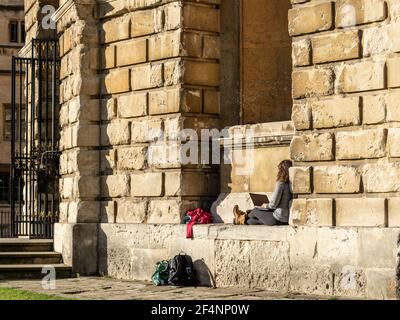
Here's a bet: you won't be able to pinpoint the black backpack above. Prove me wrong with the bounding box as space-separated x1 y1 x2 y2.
168 253 197 287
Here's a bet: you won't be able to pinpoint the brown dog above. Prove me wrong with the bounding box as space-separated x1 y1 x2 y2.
233 205 248 225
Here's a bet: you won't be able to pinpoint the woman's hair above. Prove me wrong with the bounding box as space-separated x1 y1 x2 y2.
276 160 293 182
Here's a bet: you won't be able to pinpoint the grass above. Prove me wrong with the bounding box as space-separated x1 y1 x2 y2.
0 287 75 300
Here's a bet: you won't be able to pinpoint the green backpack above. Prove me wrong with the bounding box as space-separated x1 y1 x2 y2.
151 260 170 286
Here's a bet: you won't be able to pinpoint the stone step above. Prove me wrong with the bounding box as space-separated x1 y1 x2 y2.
0 239 53 252
0 264 72 280
0 252 63 265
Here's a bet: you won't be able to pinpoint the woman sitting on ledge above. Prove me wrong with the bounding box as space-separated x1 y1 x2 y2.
233 160 293 226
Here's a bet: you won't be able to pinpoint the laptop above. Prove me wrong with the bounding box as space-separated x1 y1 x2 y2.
249 193 269 206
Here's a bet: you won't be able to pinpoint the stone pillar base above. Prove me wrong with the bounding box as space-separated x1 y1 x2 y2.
54 223 98 275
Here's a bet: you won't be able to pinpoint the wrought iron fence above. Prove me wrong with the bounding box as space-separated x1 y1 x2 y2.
9 38 60 239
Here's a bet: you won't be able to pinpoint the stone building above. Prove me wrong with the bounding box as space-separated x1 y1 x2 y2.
0 0 24 211
13 0 400 299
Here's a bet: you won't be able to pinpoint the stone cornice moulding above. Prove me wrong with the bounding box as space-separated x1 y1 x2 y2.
18 40 32 58
52 0 97 22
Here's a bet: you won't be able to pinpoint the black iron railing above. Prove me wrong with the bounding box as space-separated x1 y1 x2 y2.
8 39 60 239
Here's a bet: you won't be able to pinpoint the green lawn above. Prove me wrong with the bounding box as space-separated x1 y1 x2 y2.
0 287 74 300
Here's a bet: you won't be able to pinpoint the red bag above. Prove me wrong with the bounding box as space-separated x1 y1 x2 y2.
185 208 213 239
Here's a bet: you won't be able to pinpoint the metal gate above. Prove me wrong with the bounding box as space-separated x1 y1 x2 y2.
10 39 60 238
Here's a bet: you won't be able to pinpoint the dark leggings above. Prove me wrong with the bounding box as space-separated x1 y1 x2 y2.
246 208 286 226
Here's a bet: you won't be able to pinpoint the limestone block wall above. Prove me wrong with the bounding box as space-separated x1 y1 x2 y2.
54 0 100 274
97 0 221 224
289 0 400 229
96 223 399 299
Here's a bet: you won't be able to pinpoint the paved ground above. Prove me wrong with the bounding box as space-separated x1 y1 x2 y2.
0 277 328 300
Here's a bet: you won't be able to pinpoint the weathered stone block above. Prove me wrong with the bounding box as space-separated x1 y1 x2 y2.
387 128 400 157
100 201 116 223
164 60 182 86
288 2 333 36
104 69 130 94
363 95 385 124
333 266 366 298
72 125 100 147
164 2 182 30
289 265 334 296
290 133 334 161
288 227 317 266
116 39 147 66
131 64 163 90
118 93 147 118
338 61 385 93
148 88 180 115
203 35 220 59
365 269 398 300
68 201 99 223
314 166 361 194
131 172 163 197
103 46 115 69
249 241 290 292
387 57 400 88
183 61 219 86
336 0 386 27
312 97 360 128
75 149 99 175
148 31 181 61
116 199 148 223
203 90 220 114
336 198 385 227
363 162 400 193
290 198 333 227
131 8 162 37
312 30 360 64
289 167 312 194
183 4 220 33
102 98 116 121
74 176 100 198
292 102 311 130
117 147 147 170
214 240 251 288
336 129 386 160
358 228 399 268
292 38 311 67
101 175 130 198
386 93 400 121
101 122 131 146
54 223 98 275
316 227 358 266
292 68 334 99
101 149 116 171
102 19 130 43
388 198 400 227
131 119 163 143
147 199 181 223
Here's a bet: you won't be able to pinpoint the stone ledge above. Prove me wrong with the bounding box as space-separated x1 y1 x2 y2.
93 223 400 299
220 121 294 149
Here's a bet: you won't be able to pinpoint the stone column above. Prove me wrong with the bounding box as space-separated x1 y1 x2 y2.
53 0 100 275
97 0 221 226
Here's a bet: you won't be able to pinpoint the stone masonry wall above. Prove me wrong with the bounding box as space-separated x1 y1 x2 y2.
289 0 400 229
97 0 221 225
55 0 100 274
96 223 400 299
